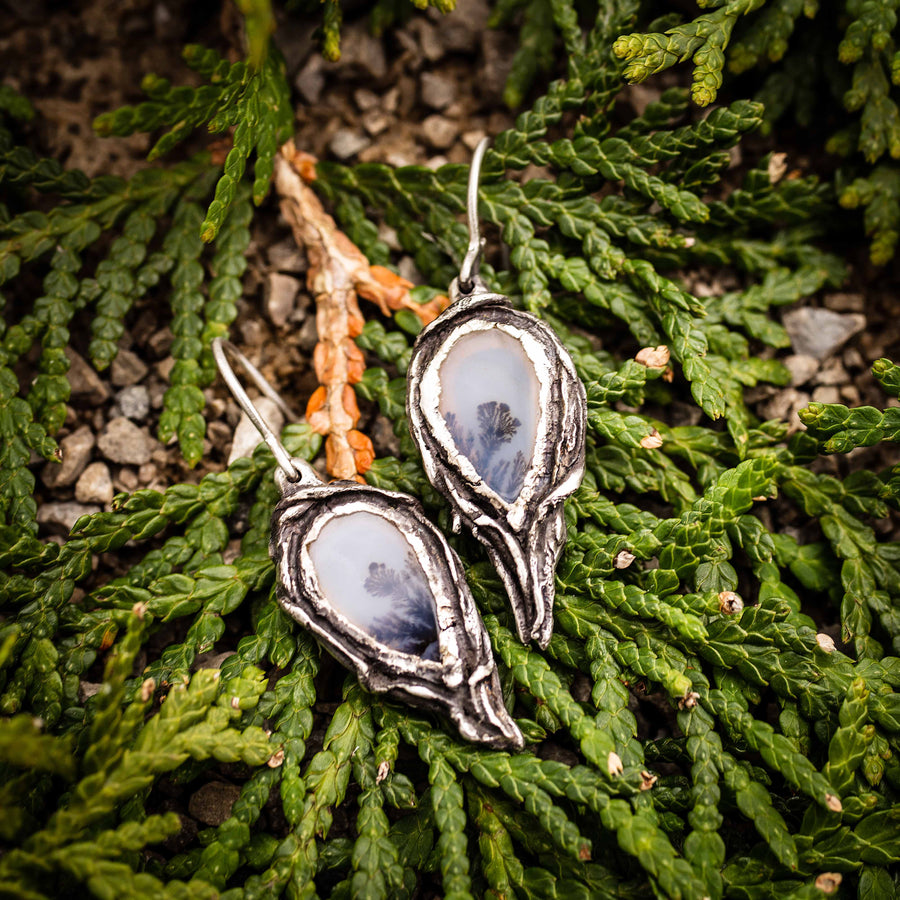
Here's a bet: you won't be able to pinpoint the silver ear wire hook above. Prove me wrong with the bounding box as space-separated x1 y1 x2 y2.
212 337 316 485
458 137 489 294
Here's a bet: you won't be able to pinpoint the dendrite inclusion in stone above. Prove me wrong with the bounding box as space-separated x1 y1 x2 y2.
308 510 439 660
437 329 541 503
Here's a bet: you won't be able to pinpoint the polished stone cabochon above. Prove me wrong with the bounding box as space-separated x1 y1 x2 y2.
437 329 540 503
308 510 440 660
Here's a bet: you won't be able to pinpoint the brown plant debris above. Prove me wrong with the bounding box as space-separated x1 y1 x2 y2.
274 141 449 481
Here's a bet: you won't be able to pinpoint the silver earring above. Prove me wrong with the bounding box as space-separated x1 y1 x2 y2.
212 339 523 751
406 140 587 648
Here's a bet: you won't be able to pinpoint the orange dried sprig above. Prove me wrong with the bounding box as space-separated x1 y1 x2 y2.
274 141 447 480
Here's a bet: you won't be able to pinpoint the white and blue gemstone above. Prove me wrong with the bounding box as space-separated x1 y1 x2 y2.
438 329 540 503
308 510 439 660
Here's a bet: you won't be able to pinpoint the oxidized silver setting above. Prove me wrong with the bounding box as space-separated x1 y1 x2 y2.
406 140 587 648
408 282 586 647
271 476 522 749
212 338 523 751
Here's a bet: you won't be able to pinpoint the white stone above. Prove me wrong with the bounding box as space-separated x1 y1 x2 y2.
114 384 150 421
782 308 865 361
265 273 300 327
329 128 370 160
422 115 458 149
111 348 149 386
37 501 100 532
75 462 114 505
227 397 285 466
42 425 95 488
308 510 439 659
438 329 540 502
98 417 153 465
783 354 818 386
421 72 456 110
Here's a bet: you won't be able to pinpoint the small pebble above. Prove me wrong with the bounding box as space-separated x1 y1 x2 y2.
114 384 151 421
155 357 175 381
266 273 301 327
362 110 391 137
422 115 458 149
117 468 140 492
147 328 174 357
147 378 166 410
208 421 235 454
354 88 380 111
382 86 400 113
296 317 319 355
98 417 153 465
479 30 517 101
420 71 456 110
843 347 865 370
78 681 103 702
329 128 370 160
42 425 95 488
782 307 865 360
462 129 487 150
65 349 109 406
813 357 847 387
410 19 444 62
75 462 114 505
138 463 158 485
294 54 325 104
111 348 149 386
37 501 100 532
624 83 661 117
398 256 422 284
811 386 841 405
228 398 285 466
193 650 237 671
823 292 865 313
442 0 490 52
267 239 307 273
783 354 818 386
761 388 810 429
188 782 242 827
338 26 387 80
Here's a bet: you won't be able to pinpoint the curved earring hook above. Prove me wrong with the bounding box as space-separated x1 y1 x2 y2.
458 136 489 293
212 338 314 485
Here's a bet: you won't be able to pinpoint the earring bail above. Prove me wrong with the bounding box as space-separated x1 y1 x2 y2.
211 337 318 487
457 137 489 294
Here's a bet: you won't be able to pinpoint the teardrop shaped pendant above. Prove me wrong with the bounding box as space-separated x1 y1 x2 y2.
407 141 587 648
213 339 523 751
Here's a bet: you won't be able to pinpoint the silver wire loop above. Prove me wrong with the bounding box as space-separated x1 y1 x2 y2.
212 337 308 484
458 136 489 294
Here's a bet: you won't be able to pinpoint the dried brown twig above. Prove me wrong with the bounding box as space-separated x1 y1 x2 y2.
273 141 448 481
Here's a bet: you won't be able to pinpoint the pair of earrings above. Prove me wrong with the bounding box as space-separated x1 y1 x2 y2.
214 141 586 750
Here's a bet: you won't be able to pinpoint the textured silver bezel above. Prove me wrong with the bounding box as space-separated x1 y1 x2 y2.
407 286 587 648
271 475 524 750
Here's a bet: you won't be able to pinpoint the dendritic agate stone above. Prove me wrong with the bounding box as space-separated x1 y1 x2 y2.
438 329 540 502
308 510 440 660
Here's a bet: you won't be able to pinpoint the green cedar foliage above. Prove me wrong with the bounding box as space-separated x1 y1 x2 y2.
1 0 900 898
613 0 900 264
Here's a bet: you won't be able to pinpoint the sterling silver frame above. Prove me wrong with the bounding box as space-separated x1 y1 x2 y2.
406 137 587 647
407 283 586 648
212 338 523 751
271 475 523 749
